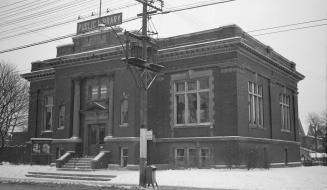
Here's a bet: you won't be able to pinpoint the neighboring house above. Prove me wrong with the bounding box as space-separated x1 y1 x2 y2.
22 24 304 168
1 126 28 147
301 135 325 152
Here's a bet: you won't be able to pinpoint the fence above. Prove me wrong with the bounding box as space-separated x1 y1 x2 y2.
0 145 30 164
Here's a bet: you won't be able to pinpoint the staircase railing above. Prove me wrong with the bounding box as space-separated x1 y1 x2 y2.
91 151 110 169
55 151 75 168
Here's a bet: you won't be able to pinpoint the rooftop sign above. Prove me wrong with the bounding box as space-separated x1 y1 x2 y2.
77 13 122 34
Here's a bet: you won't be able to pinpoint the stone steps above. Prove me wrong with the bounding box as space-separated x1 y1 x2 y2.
26 171 116 181
60 157 94 171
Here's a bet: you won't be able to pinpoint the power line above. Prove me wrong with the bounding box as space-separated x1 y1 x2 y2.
0 0 59 19
248 18 327 33
0 33 75 54
0 0 326 54
0 16 140 54
252 23 327 37
0 0 93 27
0 1 138 39
161 0 236 14
0 0 230 40
0 0 28 9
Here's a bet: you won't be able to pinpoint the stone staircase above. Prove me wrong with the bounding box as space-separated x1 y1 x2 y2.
26 171 116 181
58 157 93 171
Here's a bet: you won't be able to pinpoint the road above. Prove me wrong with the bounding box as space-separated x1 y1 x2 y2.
0 183 230 190
0 183 126 190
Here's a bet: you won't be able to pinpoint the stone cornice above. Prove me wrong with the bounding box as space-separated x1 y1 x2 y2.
21 68 55 82
24 34 304 83
158 37 240 63
239 42 304 81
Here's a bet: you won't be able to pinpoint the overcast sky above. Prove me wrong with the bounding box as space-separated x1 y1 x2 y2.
0 0 326 133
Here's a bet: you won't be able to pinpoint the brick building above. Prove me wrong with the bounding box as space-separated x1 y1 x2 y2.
22 25 304 168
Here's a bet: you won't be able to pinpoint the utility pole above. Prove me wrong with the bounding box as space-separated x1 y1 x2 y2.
124 0 163 186
139 1 148 187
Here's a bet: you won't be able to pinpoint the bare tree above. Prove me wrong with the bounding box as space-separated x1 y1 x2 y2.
307 112 324 152
321 111 327 154
0 61 29 148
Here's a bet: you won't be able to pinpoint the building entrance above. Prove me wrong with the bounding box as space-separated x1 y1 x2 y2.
88 124 105 156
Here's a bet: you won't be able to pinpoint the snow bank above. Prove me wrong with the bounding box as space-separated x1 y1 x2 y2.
0 163 326 190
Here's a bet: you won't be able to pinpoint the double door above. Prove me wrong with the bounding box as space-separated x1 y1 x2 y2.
88 124 105 156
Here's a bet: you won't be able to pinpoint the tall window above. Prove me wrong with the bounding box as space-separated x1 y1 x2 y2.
58 105 65 129
120 99 128 126
280 94 290 131
200 148 210 166
248 82 263 126
88 78 107 100
120 147 128 167
44 96 54 131
174 78 210 125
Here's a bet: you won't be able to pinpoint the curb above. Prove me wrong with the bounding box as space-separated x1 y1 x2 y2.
0 177 139 189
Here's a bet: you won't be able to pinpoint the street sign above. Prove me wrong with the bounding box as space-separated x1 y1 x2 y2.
140 128 147 158
146 130 153 140
77 13 122 34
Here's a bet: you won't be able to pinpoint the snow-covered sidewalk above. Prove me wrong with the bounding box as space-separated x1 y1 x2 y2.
0 163 326 190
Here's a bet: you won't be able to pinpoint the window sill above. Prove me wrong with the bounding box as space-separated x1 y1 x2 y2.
249 124 264 130
57 127 64 130
119 124 128 127
41 130 53 134
281 129 291 133
174 123 211 128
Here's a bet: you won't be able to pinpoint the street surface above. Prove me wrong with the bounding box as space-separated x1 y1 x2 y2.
0 183 229 190
0 183 125 190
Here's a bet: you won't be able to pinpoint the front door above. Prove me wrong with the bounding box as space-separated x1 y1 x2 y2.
88 124 105 156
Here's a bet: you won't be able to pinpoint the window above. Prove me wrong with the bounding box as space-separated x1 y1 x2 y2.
174 78 210 125
280 94 291 131
32 143 40 153
120 99 128 126
200 148 210 166
176 148 185 161
175 147 211 167
88 78 108 100
188 148 197 167
58 105 65 129
99 126 105 144
44 96 54 131
248 82 263 127
120 147 128 167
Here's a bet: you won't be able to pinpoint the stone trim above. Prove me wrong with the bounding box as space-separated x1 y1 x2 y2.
104 136 139 142
155 136 300 145
30 138 82 143
170 70 214 135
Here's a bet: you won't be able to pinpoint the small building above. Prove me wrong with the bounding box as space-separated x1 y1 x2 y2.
22 24 304 168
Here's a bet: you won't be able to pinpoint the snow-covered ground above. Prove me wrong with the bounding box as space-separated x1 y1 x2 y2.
0 163 326 190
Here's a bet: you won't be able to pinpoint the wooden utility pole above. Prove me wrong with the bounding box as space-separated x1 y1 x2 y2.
123 0 163 186
139 2 148 186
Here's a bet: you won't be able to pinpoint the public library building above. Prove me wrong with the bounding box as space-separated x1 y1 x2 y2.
22 24 304 169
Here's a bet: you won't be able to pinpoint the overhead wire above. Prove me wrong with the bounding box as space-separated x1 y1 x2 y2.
0 0 47 14
0 0 60 19
0 0 94 27
0 1 138 38
0 0 326 54
0 15 140 54
252 23 327 37
0 0 28 9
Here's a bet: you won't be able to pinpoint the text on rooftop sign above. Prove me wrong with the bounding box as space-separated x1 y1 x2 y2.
77 13 122 34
